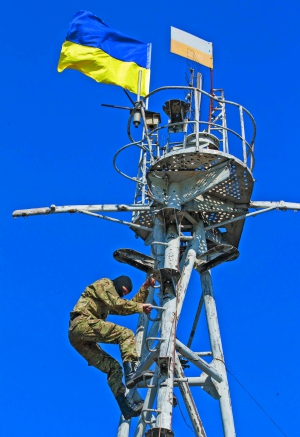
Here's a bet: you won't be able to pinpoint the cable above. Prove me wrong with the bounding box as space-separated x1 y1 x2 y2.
176 396 195 435
226 368 289 437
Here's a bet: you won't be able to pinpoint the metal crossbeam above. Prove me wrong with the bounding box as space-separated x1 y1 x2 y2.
12 203 151 218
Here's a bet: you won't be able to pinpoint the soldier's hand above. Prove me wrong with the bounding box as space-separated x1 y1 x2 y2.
143 277 156 289
142 304 153 315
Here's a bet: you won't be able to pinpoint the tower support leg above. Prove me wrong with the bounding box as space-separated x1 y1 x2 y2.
198 223 236 437
174 353 207 437
117 217 165 437
153 223 179 434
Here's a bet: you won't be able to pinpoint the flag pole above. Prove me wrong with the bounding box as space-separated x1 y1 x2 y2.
137 70 142 102
133 71 143 128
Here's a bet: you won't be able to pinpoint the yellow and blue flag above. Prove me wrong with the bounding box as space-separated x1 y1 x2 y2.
57 11 151 96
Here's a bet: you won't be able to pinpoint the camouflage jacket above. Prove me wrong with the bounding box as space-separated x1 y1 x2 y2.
70 278 149 321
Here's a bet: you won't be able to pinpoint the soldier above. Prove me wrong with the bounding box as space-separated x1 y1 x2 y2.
68 274 155 419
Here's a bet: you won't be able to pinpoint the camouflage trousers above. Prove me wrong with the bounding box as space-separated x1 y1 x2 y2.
68 316 138 397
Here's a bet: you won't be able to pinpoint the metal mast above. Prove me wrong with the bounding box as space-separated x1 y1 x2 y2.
13 75 300 437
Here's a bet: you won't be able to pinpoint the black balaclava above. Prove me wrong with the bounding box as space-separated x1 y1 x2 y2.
112 275 133 297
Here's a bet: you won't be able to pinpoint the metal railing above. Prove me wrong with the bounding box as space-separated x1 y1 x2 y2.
113 86 256 209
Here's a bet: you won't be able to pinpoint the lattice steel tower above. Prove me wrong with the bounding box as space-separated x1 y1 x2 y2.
13 70 300 437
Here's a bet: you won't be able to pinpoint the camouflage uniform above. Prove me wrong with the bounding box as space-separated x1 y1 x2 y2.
68 278 149 397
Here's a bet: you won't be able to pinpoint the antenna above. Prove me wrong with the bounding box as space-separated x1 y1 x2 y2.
12 62 300 437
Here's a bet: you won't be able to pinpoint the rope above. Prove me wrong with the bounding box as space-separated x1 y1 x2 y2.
227 368 289 437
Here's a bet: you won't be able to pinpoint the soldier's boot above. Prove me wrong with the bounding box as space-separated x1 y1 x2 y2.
124 361 154 389
115 392 143 420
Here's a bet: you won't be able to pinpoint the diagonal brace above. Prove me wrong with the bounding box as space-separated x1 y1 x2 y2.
176 339 222 383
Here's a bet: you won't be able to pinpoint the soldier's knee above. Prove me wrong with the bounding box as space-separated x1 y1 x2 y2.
108 361 123 378
87 354 103 368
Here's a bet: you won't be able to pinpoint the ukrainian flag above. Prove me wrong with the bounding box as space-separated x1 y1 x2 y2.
57 11 151 96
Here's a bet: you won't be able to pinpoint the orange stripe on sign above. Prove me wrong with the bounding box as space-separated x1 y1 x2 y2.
171 40 213 69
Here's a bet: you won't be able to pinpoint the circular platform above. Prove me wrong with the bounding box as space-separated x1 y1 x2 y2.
131 147 254 250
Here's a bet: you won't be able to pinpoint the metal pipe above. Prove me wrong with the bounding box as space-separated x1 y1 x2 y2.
140 85 256 149
239 105 247 165
135 349 158 374
141 320 161 359
175 339 222 383
154 221 179 431
137 70 142 102
117 285 154 437
149 305 165 310
140 216 165 360
77 210 152 232
177 351 212 357
135 286 155 362
133 369 159 437
152 216 166 270
174 353 207 437
117 415 130 437
140 103 154 165
167 182 182 210
205 206 276 231
221 93 229 154
12 203 151 218
194 74 201 150
250 200 300 210
164 223 180 270
198 221 236 437
117 219 162 437
136 375 214 388
176 222 205 317
154 286 177 430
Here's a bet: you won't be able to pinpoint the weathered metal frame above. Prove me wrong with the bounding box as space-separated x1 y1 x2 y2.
12 78 300 437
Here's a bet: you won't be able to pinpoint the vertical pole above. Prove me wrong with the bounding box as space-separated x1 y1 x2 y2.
117 414 130 437
133 368 159 437
195 73 202 132
208 68 214 134
174 353 207 437
140 216 165 358
155 222 179 431
198 222 236 437
152 216 166 270
194 80 200 150
117 217 164 437
221 91 229 154
155 286 177 432
239 105 247 166
135 285 154 357
137 70 142 102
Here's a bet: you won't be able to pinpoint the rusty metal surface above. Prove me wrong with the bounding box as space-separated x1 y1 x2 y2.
113 249 155 273
12 203 151 217
145 428 174 437
194 244 239 273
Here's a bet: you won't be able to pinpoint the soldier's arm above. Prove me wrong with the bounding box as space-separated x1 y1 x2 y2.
131 285 149 304
132 277 156 303
95 280 144 315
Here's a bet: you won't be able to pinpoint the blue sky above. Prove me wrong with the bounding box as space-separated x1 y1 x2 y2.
1 1 300 436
